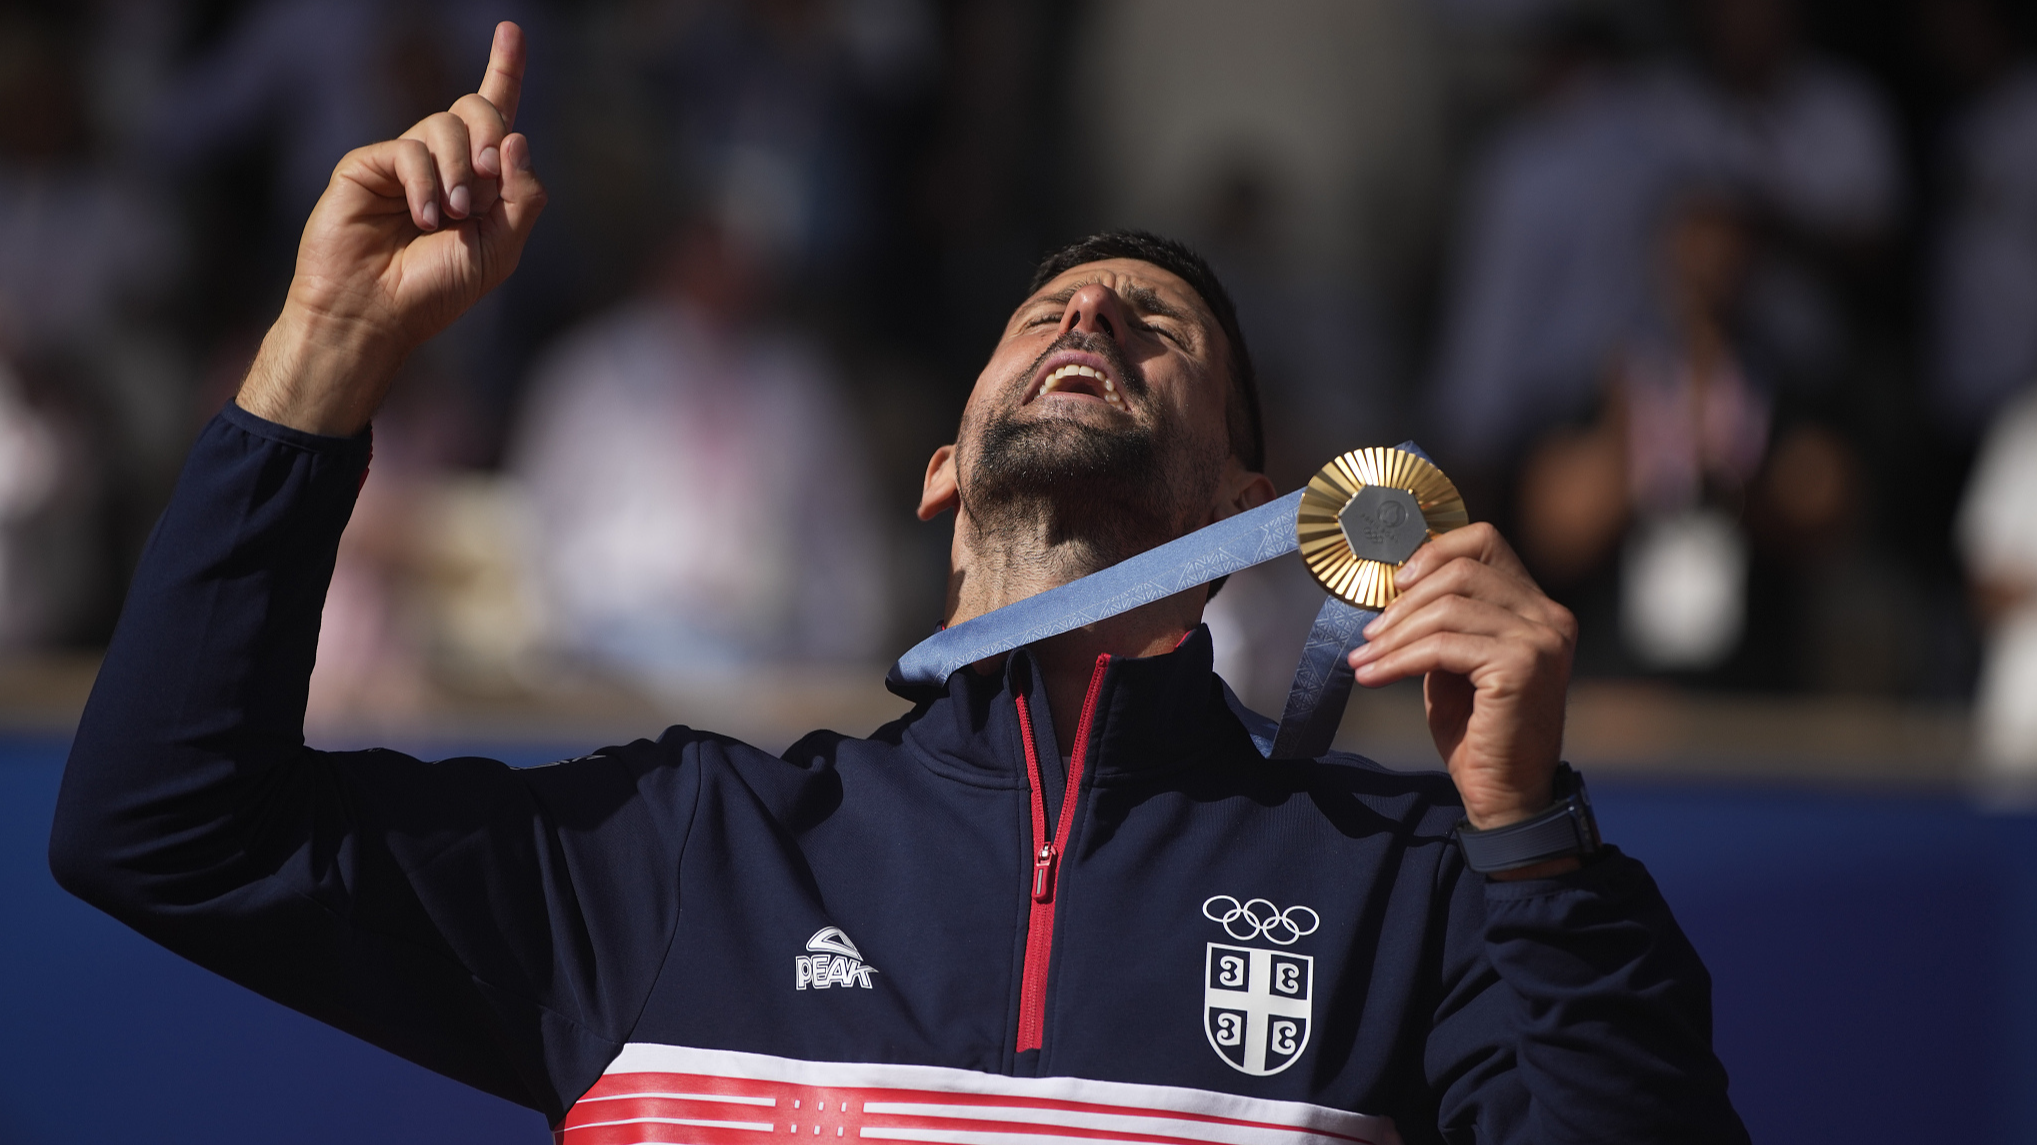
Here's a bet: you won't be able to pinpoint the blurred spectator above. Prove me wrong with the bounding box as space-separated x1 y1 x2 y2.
0 12 179 358
1678 0 1900 239
146 0 531 226
1432 0 1899 469
0 9 184 646
1924 0 2037 435
1429 8 1702 470
305 346 520 723
0 359 69 649
627 0 937 290
1670 0 1902 392
508 219 888 686
1959 385 2037 775
1518 193 1771 674
1517 181 1905 690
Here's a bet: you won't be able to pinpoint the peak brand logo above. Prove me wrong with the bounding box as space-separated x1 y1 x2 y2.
796 927 879 990
1201 897 1316 1076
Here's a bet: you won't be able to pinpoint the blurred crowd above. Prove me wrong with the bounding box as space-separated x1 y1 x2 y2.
2 0 2036 769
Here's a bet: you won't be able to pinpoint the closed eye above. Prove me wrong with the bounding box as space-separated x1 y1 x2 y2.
1134 318 1184 347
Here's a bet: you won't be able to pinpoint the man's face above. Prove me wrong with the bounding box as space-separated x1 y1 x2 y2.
947 258 1236 555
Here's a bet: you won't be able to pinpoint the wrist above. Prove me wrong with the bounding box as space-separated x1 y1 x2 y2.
1460 771 1558 831
1454 763 1602 877
236 306 405 437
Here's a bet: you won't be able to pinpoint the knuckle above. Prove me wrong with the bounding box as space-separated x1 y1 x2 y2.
1431 557 1473 588
454 92 504 123
1462 521 1500 549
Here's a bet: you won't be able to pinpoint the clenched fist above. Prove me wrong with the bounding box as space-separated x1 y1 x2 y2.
237 21 546 437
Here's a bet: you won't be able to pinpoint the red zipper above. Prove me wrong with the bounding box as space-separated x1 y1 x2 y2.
1013 653 1110 1054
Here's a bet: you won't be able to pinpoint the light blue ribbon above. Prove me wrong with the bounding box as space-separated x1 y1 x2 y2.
889 442 1433 758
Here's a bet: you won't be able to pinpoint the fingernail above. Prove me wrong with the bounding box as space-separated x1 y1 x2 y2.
421 200 439 230
514 140 533 171
449 184 471 217
1362 615 1383 638
478 146 500 176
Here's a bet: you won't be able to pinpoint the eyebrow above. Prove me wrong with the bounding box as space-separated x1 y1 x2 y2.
1027 279 1197 326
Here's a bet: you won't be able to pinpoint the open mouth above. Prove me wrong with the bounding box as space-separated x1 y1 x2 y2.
1025 354 1128 411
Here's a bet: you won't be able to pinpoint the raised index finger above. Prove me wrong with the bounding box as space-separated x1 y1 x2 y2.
477 21 526 129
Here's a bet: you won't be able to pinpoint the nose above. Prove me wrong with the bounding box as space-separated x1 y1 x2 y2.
1058 282 1130 346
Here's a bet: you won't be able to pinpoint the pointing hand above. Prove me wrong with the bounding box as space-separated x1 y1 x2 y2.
237 22 546 436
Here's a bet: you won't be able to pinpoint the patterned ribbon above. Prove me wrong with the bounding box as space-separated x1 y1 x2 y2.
889 443 1432 758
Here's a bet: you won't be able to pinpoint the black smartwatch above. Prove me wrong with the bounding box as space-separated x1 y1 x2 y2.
1454 762 1602 874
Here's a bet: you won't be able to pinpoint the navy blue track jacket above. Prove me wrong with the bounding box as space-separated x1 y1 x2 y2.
49 406 1747 1145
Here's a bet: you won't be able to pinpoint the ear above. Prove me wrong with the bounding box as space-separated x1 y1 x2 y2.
1209 456 1276 524
918 444 960 521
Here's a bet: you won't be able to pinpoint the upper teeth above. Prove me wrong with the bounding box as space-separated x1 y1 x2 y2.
1040 363 1124 408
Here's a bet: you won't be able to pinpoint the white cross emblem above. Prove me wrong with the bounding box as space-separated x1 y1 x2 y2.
1203 943 1313 1076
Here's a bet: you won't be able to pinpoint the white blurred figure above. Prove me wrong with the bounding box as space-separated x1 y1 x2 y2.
0 362 64 648
1959 387 2037 779
510 221 887 686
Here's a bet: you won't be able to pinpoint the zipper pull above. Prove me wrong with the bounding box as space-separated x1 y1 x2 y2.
1032 842 1059 902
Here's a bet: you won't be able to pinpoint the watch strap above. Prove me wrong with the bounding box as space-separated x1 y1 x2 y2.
1455 763 1600 874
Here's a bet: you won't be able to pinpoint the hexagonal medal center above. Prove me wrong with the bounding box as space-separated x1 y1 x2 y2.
1339 486 1428 565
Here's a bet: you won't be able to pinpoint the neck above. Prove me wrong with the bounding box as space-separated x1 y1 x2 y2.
1026 597 1207 755
948 510 1205 755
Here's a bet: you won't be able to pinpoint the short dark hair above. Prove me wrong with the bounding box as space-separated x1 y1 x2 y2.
1028 230 1266 473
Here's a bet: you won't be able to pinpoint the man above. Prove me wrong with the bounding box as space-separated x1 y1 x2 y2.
49 23 1746 1144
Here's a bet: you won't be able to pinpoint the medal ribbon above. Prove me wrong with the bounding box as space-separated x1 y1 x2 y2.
888 442 1435 759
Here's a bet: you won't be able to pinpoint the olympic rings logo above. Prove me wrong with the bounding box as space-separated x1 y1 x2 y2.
1201 896 1320 946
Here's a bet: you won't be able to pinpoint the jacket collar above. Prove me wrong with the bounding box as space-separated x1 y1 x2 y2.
898 626 1260 782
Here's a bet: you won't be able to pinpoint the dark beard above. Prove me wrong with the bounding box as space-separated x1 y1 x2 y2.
960 405 1192 567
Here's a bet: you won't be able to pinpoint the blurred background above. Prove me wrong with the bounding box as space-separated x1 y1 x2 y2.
5 0 2037 1141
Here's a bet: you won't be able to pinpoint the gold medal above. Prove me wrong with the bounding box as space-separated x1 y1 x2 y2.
1297 447 1468 609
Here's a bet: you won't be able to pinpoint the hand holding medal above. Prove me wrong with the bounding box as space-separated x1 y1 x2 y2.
1341 464 1577 842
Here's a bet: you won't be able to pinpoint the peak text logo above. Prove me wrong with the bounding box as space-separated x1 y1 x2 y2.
1201 897 1317 1076
796 926 878 990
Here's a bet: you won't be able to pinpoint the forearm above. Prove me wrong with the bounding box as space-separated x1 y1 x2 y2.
236 305 408 436
1480 850 1747 1142
50 403 369 912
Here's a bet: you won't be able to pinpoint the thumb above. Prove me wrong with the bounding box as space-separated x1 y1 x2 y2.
493 132 547 257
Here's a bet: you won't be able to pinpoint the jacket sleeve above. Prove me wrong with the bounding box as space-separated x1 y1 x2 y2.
47 404 698 1123
1424 846 1750 1144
